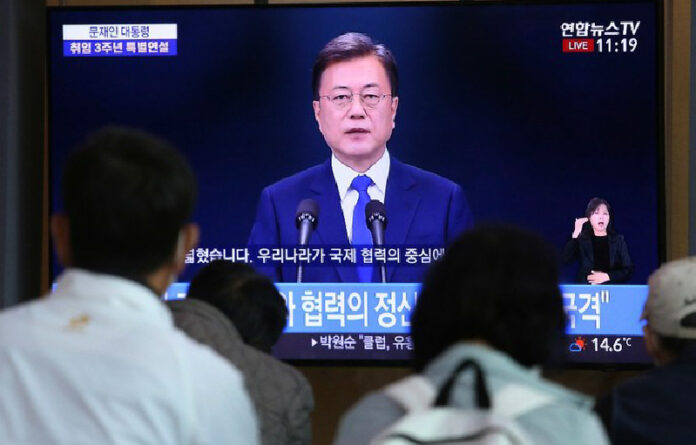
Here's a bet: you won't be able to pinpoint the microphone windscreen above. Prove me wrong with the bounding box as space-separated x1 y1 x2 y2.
365 200 387 228
295 198 319 229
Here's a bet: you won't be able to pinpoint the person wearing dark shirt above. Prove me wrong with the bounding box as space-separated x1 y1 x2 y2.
561 197 634 284
595 258 696 444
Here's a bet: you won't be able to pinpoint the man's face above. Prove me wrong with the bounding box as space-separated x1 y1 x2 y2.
313 55 398 172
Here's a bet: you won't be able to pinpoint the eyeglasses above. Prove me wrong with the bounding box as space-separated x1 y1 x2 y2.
318 92 393 109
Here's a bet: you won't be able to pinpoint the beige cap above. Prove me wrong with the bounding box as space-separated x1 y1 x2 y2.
642 257 696 339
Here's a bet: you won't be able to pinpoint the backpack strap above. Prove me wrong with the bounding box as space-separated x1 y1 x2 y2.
383 359 554 417
434 359 490 409
383 359 489 413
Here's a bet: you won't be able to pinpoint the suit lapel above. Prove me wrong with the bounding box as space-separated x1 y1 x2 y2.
310 160 357 282
384 159 419 282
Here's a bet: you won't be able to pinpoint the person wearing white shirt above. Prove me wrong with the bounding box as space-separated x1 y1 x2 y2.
0 127 259 444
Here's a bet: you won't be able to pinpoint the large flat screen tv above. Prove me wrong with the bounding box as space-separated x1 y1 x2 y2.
48 0 663 366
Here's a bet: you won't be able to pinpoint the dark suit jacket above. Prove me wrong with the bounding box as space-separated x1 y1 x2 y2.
595 346 696 445
248 157 473 282
561 229 634 284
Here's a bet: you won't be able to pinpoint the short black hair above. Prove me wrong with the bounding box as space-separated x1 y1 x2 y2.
410 225 566 371
312 32 398 100
186 260 288 353
62 127 196 281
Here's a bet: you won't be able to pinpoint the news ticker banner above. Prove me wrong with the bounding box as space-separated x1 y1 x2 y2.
164 283 648 337
60 18 642 57
62 24 178 57
59 18 642 57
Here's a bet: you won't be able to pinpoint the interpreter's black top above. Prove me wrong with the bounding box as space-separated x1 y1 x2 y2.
591 235 610 272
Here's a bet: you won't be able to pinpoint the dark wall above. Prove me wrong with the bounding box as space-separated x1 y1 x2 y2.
691 0 696 255
0 0 45 309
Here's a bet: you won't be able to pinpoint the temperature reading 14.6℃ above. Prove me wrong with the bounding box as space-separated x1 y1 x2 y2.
592 337 632 352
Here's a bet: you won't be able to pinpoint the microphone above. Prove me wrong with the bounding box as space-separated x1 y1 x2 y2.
365 200 388 283
295 199 319 282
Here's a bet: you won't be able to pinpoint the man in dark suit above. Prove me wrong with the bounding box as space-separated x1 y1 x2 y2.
248 32 473 283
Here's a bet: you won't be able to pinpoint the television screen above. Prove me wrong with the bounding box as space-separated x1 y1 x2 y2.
48 1 662 366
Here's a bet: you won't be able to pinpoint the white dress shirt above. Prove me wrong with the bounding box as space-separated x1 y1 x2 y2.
0 269 259 445
331 149 390 242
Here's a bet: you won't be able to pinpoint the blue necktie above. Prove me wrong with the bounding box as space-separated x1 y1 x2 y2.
351 175 373 282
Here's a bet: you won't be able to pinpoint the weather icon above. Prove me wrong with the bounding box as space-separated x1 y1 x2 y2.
569 336 586 353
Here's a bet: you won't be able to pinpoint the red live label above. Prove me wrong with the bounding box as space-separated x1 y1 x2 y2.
563 39 595 53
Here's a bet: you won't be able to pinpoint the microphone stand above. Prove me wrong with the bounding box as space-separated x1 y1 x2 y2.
368 216 387 283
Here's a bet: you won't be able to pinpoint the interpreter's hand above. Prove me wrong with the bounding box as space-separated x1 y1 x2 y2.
572 218 588 238
587 270 610 285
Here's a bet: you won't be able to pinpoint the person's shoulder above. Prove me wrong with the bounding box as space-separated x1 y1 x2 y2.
263 161 329 194
0 297 56 336
612 363 683 398
518 385 608 445
577 231 593 242
237 341 312 399
171 325 238 367
256 349 309 383
391 158 460 191
0 302 31 340
272 355 313 397
523 403 608 445
610 232 627 242
0 300 33 321
333 389 404 445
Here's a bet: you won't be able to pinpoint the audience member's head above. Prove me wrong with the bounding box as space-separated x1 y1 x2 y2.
641 257 696 365
410 225 566 371
51 127 199 292
186 260 288 353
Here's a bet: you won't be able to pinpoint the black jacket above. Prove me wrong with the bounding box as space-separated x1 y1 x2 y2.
561 229 634 284
595 347 696 444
